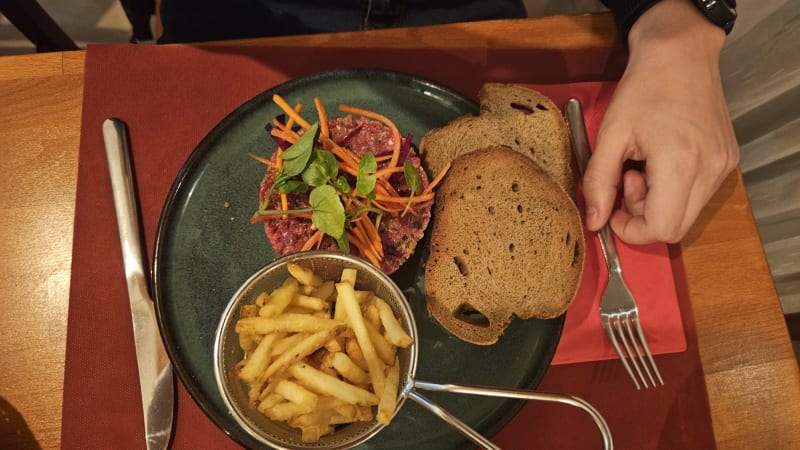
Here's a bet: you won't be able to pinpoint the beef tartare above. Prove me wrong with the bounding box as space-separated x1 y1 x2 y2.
251 97 447 274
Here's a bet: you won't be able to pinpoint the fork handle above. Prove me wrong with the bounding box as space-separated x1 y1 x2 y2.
597 226 622 275
565 98 622 276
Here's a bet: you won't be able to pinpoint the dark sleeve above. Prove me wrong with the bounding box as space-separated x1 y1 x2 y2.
600 0 663 42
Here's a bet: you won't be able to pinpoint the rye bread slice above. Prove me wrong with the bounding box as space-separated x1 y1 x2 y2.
419 83 575 199
424 146 584 345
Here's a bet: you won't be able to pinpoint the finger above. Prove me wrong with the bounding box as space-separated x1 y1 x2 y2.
621 169 647 217
610 164 693 244
583 124 629 231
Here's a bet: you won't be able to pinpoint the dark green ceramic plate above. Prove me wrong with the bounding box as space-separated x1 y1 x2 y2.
153 69 564 449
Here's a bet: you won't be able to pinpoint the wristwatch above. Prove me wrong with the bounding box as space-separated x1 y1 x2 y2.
690 0 737 34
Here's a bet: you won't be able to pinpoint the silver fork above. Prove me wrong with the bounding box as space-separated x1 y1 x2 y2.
565 98 664 390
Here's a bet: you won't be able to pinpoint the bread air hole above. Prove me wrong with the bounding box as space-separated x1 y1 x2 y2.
536 103 548 111
511 182 520 192
572 241 581 267
453 256 469 276
510 102 534 115
454 303 490 327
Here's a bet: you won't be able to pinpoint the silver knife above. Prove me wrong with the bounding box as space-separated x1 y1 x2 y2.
103 118 174 450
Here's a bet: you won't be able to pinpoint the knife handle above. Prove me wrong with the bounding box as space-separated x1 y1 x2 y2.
103 118 148 290
565 99 622 275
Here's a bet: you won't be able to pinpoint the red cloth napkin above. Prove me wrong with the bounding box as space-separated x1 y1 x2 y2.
62 43 714 450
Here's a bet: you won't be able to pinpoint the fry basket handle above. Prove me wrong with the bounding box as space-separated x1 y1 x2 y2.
412 380 613 450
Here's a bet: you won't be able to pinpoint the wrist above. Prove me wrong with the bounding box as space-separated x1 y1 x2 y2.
628 0 725 55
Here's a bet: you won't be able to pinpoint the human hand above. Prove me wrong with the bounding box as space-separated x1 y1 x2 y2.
582 0 739 244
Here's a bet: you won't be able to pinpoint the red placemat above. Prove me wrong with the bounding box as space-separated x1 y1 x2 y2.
62 43 714 449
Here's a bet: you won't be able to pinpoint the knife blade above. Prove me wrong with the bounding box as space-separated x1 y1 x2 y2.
103 118 174 450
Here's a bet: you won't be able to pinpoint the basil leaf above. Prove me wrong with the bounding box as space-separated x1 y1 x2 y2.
403 161 423 195
280 122 319 176
357 152 377 198
309 185 345 239
302 150 338 187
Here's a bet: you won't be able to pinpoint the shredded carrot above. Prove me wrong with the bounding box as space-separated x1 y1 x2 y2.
321 137 361 170
346 230 381 267
422 161 451 195
374 166 405 178
273 94 312 130
314 97 329 138
270 127 300 145
339 104 401 170
360 216 384 259
249 153 276 168
351 226 381 267
374 192 434 203
301 229 325 251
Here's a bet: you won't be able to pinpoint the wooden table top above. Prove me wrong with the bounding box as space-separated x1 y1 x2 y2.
1 13 798 449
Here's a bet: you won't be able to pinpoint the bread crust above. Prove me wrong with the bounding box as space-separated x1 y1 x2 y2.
419 83 575 199
424 147 584 345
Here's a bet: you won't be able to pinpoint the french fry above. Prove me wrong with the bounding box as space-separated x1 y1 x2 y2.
255 291 270 307
232 265 414 443
262 326 345 382
274 379 319 411
236 314 342 335
317 350 338 377
270 333 307 357
332 352 370 385
364 303 380 328
287 262 323 288
364 320 396 366
355 290 375 304
238 333 278 384
336 282 385 395
301 425 333 443
240 304 258 318
340 267 357 286
323 335 344 353
311 280 336 302
258 277 299 317
375 296 413 348
257 393 284 415
292 294 330 312
290 362 379 406
333 274 354 323
377 357 400 425
265 400 317 421
345 337 368 371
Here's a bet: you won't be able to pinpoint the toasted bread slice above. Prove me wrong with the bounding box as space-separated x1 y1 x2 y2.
419 83 575 199
424 147 584 345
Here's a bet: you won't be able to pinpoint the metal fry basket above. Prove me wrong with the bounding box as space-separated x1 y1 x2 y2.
214 251 612 450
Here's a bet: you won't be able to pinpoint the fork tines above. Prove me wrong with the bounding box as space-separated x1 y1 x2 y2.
602 311 665 390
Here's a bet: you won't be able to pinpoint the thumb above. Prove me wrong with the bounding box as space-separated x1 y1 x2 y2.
582 125 627 231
